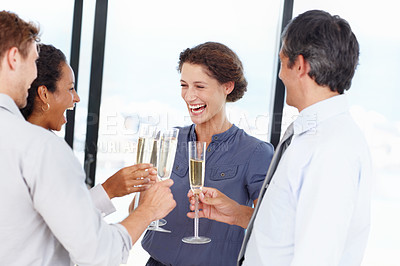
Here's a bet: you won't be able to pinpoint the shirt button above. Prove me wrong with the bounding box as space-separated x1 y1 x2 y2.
175 165 179 170
207 148 211 152
214 136 218 140
220 173 225 177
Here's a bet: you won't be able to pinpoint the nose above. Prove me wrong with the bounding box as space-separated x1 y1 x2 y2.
183 86 197 102
73 89 80 103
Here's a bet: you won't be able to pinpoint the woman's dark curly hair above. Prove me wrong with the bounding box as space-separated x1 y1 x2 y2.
20 44 66 119
178 42 247 102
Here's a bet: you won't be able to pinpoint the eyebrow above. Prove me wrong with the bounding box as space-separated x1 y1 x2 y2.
180 80 207 85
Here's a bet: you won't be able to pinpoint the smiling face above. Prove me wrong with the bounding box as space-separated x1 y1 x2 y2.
180 63 231 128
46 62 79 131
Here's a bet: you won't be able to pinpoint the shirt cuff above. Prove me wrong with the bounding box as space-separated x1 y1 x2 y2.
89 184 116 217
112 223 133 263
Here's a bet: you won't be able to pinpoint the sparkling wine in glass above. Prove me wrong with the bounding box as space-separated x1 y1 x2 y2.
133 123 156 210
147 128 179 233
147 131 168 227
182 141 211 244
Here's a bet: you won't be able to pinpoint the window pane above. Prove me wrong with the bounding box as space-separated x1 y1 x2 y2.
70 0 96 167
286 1 400 265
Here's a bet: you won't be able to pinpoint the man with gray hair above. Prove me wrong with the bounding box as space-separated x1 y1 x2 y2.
187 10 372 266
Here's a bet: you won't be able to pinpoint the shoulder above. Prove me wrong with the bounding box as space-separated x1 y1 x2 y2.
234 127 274 155
175 124 194 149
2 115 78 177
174 125 192 157
175 125 192 139
4 113 58 149
311 113 370 161
21 125 75 166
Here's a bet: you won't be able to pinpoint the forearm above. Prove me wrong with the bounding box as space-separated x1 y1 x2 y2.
120 206 153 244
234 204 254 229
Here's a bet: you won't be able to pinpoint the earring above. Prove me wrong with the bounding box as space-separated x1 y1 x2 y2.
41 103 50 112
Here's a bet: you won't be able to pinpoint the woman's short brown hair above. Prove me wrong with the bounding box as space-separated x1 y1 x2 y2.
178 42 247 102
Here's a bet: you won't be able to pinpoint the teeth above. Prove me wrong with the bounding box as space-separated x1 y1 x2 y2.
189 104 205 109
192 108 203 114
66 105 75 111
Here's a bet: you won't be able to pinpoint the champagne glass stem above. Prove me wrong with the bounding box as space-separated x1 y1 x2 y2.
155 219 160 229
194 194 199 238
134 192 140 210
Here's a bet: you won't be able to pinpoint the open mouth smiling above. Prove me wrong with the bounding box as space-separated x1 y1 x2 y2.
189 104 206 114
66 104 75 111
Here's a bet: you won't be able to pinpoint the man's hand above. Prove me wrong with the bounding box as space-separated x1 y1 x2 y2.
102 163 157 199
137 179 176 221
121 179 176 244
187 187 253 228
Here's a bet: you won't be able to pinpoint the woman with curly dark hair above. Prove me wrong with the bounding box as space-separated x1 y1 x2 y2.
142 42 274 266
20 44 157 215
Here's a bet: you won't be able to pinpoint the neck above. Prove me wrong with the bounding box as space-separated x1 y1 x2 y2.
27 112 50 130
195 115 232 147
0 65 19 103
296 83 340 112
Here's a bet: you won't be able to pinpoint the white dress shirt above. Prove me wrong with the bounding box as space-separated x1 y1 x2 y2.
0 94 132 266
244 95 372 266
90 184 116 217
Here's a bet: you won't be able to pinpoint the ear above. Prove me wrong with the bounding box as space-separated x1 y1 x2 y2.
6 47 19 70
223 81 235 95
37 85 50 104
296 54 311 78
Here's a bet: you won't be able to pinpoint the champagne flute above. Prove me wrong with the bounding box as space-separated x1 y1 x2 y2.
182 141 211 244
148 130 167 227
147 128 179 233
133 123 156 210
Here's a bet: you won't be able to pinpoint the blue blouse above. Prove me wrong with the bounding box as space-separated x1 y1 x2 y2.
142 124 274 266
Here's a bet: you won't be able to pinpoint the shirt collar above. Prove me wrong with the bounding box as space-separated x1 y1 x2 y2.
189 124 239 142
0 93 25 120
293 94 349 135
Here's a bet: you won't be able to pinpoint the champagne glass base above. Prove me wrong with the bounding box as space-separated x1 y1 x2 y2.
147 226 171 233
148 219 167 228
182 236 211 244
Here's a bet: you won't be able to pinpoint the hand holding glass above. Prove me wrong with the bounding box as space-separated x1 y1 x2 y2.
182 141 211 244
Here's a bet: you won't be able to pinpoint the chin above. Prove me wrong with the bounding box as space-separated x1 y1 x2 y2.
54 123 65 132
50 126 61 132
189 114 204 124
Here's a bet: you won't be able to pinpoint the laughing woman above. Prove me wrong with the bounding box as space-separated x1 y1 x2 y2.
20 44 156 215
142 42 274 266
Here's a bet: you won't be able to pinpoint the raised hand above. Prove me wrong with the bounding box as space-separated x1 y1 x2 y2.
187 187 253 229
102 163 157 199
138 179 176 221
121 179 176 244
